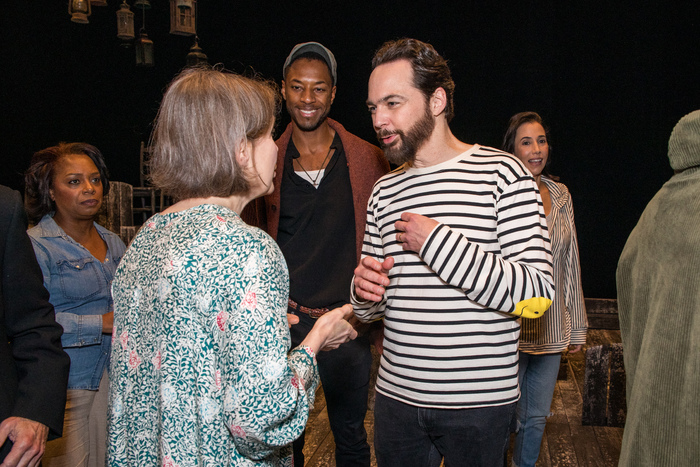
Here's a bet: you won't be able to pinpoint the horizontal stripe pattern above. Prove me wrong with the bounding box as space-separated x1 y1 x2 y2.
353 145 554 408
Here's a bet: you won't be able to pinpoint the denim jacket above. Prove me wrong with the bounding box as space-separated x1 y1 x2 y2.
28 215 126 390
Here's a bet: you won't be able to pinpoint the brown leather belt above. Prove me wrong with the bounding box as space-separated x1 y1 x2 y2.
288 298 330 318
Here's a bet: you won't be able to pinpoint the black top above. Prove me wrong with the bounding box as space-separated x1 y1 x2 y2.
277 133 356 309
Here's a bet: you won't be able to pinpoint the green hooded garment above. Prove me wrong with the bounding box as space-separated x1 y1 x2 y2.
617 109 700 466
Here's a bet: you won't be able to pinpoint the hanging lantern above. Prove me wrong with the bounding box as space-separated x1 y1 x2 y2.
90 0 108 6
116 1 135 41
68 0 92 23
134 0 151 9
186 38 208 67
169 0 196 36
135 31 154 66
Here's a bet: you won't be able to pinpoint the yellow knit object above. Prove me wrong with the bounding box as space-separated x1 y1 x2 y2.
512 296 552 318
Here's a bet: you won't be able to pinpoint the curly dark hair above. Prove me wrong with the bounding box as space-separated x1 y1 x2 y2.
24 142 110 224
372 38 455 123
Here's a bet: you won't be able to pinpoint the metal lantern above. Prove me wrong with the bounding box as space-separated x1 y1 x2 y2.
134 0 151 9
116 1 135 41
170 0 196 36
135 31 154 66
186 38 208 67
68 0 92 23
90 0 109 6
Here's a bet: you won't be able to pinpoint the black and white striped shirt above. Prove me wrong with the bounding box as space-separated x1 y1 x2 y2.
352 145 554 408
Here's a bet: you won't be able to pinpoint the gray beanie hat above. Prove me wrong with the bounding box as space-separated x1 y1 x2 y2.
283 42 337 85
668 109 700 171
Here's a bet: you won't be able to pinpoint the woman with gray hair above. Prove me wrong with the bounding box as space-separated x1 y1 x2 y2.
107 67 357 466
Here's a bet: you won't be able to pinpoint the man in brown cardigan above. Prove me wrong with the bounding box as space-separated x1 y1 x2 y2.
243 42 388 466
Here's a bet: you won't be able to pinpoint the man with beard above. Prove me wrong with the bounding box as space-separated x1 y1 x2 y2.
243 42 388 466
352 38 555 467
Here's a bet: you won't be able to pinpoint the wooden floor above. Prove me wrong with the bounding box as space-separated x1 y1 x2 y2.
302 329 624 467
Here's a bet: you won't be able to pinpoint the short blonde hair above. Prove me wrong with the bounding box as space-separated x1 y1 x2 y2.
150 67 279 201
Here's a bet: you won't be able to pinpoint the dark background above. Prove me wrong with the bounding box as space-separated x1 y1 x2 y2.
2 2 699 299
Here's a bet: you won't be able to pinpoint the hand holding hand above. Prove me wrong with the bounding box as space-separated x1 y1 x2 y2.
0 417 49 467
302 304 358 352
394 212 438 252
353 256 394 303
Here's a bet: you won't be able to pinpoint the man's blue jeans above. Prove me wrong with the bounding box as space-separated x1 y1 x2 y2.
374 392 515 467
290 310 372 466
512 352 562 467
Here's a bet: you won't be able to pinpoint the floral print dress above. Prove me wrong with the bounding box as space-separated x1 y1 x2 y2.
108 204 319 467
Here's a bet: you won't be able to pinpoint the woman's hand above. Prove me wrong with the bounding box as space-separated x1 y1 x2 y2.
301 304 358 353
568 344 583 354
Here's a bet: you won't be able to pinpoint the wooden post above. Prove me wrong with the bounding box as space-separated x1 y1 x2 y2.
99 181 133 244
581 343 626 427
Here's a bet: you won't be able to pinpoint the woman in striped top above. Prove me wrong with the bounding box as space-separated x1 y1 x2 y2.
503 112 588 467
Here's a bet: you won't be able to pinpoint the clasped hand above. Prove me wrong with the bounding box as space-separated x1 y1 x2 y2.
0 417 48 467
354 212 438 302
298 304 358 354
394 211 438 253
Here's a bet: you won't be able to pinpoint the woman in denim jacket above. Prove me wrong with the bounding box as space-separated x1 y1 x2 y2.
25 142 126 467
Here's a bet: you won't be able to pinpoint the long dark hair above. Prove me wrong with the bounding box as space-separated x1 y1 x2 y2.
502 111 557 180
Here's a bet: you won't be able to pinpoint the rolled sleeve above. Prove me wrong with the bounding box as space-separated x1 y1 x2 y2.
55 312 103 347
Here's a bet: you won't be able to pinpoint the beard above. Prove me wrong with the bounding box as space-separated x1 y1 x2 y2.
377 103 435 166
287 101 331 132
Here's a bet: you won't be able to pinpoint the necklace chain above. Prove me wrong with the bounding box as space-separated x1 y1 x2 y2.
295 147 333 187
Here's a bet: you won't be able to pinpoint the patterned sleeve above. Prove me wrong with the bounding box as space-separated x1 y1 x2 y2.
563 192 588 345
109 214 320 465
220 233 320 460
351 189 388 322
419 176 555 318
